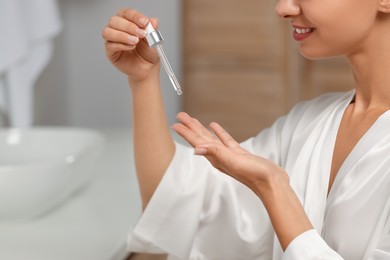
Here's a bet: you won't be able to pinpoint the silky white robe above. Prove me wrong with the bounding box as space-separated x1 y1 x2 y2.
128 91 390 259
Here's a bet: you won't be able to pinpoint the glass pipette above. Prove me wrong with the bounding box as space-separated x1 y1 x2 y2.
145 23 182 95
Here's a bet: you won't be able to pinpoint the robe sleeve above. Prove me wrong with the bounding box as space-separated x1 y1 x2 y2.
127 114 291 259
283 212 390 260
283 229 343 259
127 142 211 258
127 140 277 259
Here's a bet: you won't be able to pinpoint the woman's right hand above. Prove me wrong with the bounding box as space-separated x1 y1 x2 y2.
102 8 160 83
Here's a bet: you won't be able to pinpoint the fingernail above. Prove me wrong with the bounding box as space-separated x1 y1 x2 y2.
194 148 207 155
139 17 148 26
136 28 147 37
128 35 139 44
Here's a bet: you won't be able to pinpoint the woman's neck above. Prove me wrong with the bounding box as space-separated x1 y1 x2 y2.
346 14 390 111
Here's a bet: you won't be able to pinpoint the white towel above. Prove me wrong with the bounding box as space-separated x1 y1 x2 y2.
0 0 62 127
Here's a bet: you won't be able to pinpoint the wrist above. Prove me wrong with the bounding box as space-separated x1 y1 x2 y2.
255 164 290 201
127 65 160 91
255 167 312 250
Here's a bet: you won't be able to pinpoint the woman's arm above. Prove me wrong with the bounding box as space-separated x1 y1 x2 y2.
131 68 175 210
102 9 175 209
172 112 312 250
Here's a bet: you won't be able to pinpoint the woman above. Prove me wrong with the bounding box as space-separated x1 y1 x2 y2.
102 0 390 258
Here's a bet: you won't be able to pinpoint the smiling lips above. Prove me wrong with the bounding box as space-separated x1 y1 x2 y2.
293 27 316 41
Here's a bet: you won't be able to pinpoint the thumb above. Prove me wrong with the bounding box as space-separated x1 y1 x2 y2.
149 17 159 30
194 143 220 157
194 143 237 176
194 143 234 164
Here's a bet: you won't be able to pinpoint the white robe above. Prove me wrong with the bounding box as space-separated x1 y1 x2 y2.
128 90 390 259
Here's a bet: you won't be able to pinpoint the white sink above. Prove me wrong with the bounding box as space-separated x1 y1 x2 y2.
0 127 104 222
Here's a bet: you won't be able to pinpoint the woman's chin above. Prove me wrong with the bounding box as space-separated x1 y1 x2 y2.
299 46 341 60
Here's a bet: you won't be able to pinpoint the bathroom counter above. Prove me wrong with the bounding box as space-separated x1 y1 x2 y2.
0 129 141 260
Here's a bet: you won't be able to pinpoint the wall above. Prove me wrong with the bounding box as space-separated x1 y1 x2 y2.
35 0 182 127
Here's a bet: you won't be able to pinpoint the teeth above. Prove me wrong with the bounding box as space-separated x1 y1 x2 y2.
295 28 312 34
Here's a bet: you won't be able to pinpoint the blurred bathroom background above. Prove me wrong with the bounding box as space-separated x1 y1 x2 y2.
0 0 182 130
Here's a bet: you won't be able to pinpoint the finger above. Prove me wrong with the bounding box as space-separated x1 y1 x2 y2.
209 122 240 148
172 123 212 147
107 16 147 38
102 27 139 46
194 143 218 156
194 143 233 175
105 42 136 54
195 142 231 158
117 8 150 28
176 112 213 139
172 123 197 147
149 17 160 30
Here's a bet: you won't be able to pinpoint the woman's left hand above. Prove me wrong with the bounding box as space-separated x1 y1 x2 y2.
173 112 313 249
172 112 289 196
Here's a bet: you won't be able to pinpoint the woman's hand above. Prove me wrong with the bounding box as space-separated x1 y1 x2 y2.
173 112 313 249
102 8 160 83
172 112 289 196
